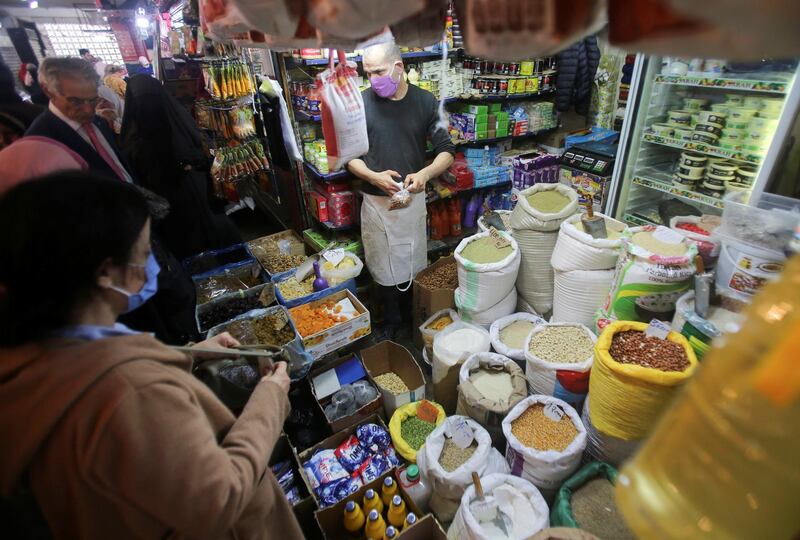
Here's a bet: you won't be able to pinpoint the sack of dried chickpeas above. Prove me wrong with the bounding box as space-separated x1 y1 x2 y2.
502 395 587 500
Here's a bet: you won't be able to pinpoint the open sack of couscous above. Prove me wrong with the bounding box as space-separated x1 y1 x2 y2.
502 395 587 500
388 399 446 462
490 312 547 364
416 416 509 523
454 230 520 313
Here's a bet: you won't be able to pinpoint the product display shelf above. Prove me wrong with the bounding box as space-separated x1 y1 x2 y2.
426 179 512 203
653 74 790 94
454 126 557 147
641 132 763 165
445 87 556 103
319 219 354 231
294 109 321 122
289 49 452 66
623 213 659 227
632 168 726 210
303 161 351 182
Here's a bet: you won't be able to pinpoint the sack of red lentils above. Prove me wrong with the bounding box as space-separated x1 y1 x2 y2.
523 323 596 412
502 395 587 500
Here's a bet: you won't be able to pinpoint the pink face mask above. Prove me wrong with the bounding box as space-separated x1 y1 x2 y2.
370 64 401 98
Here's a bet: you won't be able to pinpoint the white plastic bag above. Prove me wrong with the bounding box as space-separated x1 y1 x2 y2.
319 252 364 285
317 50 369 171
489 312 546 362
416 416 509 522
454 230 520 312
307 0 424 39
524 323 596 412
581 397 640 467
502 395 587 498
419 308 460 358
448 473 550 540
456 286 517 330
433 321 491 414
669 215 721 268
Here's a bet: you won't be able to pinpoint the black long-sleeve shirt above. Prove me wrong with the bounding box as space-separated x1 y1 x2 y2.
358 84 455 196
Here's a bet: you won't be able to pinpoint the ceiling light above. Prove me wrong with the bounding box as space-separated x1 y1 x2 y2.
135 15 149 29
29 1 38 8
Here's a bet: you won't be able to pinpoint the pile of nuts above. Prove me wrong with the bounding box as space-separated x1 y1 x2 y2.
373 372 409 395
199 294 263 330
277 275 315 300
249 239 306 274
511 403 577 452
609 330 689 372
417 261 458 290
528 325 594 364
251 313 295 346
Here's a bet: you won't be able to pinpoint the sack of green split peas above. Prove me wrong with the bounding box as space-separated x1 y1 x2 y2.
388 399 446 462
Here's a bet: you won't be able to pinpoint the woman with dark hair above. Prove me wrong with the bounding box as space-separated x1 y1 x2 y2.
121 74 240 259
0 172 302 540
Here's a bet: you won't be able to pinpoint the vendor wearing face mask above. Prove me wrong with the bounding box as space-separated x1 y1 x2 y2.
348 40 455 339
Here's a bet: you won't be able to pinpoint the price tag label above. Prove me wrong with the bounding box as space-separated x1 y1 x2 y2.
322 248 346 267
543 402 565 422
645 318 671 340
258 283 276 307
272 310 290 331
449 417 475 449
652 226 684 246
489 227 511 249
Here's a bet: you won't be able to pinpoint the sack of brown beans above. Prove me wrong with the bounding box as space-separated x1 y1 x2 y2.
524 323 597 412
456 352 528 448
502 395 587 501
416 416 509 523
584 320 698 465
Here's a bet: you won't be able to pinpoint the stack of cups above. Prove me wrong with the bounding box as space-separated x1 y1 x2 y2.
701 159 737 198
673 152 707 190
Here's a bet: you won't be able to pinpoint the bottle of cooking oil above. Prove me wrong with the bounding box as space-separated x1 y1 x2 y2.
616 255 800 539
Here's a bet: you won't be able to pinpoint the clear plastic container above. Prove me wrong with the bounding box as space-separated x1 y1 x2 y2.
616 255 800 539
397 464 430 514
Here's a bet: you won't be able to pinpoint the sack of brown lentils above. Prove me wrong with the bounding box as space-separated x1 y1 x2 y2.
502 395 587 501
456 352 528 448
584 320 698 465
416 416 509 523
524 323 597 412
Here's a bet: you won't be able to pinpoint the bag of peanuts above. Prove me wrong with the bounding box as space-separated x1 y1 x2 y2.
502 395 587 500
524 323 597 412
416 416 509 523
584 320 698 465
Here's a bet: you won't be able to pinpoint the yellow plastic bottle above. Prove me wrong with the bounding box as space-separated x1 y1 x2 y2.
403 512 418 531
383 525 399 540
387 495 407 529
364 509 386 540
363 488 384 516
380 477 398 507
616 255 800 540
343 500 365 537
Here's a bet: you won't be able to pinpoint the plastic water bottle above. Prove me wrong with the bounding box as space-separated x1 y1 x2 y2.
397 465 430 514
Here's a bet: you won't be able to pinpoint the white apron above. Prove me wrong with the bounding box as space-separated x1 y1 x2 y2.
361 192 427 290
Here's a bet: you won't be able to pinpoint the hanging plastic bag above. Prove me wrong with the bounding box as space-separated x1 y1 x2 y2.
317 50 369 171
307 0 425 39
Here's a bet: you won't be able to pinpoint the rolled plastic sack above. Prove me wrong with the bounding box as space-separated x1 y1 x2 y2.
416 416 509 522
319 252 364 286
456 352 528 448
447 473 550 540
599 226 697 324
456 286 517 330
317 51 369 171
585 321 698 464
524 323 596 412
502 395 587 500
388 400 446 463
581 397 639 467
433 321 491 414
511 184 579 315
551 213 627 272
552 268 615 330
549 461 620 528
419 308 460 359
454 230 521 312
490 312 546 364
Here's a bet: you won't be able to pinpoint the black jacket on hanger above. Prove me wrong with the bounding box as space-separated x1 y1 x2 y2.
556 36 601 116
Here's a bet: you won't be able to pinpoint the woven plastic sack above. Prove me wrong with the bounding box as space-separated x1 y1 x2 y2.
317 50 368 171
416 416 509 522
552 269 615 329
581 397 638 467
599 226 697 323
433 321 491 414
511 184 579 315
454 230 520 312
319 252 364 285
589 321 698 443
456 352 528 448
490 312 546 363
551 213 627 272
448 473 550 540
456 286 517 330
524 323 596 412
419 308 460 359
502 395 587 499
306 0 424 39
550 461 619 528
388 400 446 462
517 295 541 316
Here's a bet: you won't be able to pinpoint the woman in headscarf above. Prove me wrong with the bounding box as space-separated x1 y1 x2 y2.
97 85 124 135
121 74 240 259
0 136 88 194
103 64 127 100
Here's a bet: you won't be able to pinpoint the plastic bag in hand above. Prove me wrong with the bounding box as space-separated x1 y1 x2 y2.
389 188 412 211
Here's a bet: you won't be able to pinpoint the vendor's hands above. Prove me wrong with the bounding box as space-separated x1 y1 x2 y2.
404 170 430 194
262 361 290 393
371 170 402 196
191 332 241 360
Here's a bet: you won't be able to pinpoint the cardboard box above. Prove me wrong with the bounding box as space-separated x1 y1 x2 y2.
307 190 329 222
314 469 424 540
310 353 384 433
402 515 447 540
248 230 306 257
475 130 488 140
412 255 456 348
460 104 488 115
361 341 425 417
291 289 371 359
270 434 312 504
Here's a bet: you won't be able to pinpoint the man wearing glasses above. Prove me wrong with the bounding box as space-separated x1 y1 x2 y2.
26 57 132 182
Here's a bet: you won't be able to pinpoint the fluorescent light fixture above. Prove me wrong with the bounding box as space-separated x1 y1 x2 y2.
135 15 149 29
29 1 38 8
